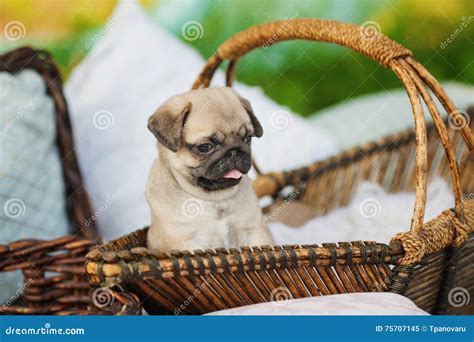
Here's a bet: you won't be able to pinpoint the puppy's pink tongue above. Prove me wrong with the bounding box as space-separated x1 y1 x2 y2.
223 169 243 179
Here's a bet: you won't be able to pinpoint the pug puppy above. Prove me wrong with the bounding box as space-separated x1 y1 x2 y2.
146 87 274 252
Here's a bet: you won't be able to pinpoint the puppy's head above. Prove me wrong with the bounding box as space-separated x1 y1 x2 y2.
148 87 263 191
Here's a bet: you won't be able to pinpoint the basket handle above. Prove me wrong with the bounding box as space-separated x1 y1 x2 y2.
191 18 473 237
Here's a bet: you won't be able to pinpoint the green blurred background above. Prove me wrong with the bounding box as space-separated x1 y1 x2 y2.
1 0 472 116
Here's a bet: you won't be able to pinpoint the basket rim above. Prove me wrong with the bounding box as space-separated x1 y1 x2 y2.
85 226 404 286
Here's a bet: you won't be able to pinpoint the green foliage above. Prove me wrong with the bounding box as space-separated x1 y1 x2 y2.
157 0 474 116
3 0 471 117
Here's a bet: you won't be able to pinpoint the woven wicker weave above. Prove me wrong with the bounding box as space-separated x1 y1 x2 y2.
85 19 474 315
0 47 141 315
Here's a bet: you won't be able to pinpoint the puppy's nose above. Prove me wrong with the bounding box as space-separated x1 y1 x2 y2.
226 148 240 160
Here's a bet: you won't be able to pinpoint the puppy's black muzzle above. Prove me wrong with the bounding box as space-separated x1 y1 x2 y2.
198 146 252 191
208 148 251 179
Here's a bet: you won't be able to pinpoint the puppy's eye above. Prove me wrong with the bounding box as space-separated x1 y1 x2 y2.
195 143 214 154
244 135 253 144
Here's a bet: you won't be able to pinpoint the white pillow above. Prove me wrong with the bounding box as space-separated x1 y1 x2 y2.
208 293 428 315
269 177 453 245
65 0 339 240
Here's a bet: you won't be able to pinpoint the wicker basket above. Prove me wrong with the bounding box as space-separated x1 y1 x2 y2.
85 19 474 315
0 47 141 315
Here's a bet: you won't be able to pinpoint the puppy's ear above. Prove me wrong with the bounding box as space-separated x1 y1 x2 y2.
148 101 192 152
239 96 263 138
